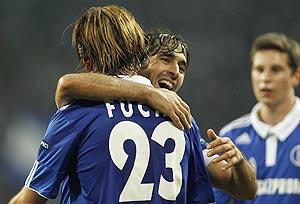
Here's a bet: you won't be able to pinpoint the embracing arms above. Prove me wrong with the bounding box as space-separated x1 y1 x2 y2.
55 73 257 199
55 73 191 130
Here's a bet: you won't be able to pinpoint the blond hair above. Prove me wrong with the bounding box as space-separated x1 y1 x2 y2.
72 5 146 75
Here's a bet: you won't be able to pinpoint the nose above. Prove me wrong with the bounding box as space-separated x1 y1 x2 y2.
260 70 272 82
167 64 180 80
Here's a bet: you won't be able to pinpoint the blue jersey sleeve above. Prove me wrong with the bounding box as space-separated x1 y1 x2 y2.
187 118 215 203
214 189 232 204
25 110 81 199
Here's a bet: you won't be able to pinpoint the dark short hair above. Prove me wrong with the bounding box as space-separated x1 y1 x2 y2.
145 30 190 67
250 33 300 73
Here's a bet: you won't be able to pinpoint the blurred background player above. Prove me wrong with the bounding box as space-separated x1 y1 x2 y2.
55 30 257 200
9 5 215 204
214 33 300 204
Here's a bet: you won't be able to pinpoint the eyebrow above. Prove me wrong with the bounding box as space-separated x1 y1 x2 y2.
158 52 187 68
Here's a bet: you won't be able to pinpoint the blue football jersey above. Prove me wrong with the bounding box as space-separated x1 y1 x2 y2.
25 99 215 203
214 98 300 204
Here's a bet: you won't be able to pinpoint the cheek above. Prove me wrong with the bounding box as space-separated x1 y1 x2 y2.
177 75 184 89
148 71 160 87
251 75 258 87
279 79 293 92
275 74 293 88
251 76 260 95
179 76 184 86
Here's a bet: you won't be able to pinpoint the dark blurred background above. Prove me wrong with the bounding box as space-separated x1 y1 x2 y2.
1 0 299 202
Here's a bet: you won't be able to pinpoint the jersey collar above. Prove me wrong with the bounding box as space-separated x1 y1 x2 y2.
251 97 300 142
117 75 153 86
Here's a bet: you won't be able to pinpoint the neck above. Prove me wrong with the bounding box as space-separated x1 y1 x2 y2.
258 95 296 126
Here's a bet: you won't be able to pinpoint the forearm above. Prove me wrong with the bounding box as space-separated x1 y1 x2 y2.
55 73 153 108
9 187 47 204
230 159 257 200
55 73 192 130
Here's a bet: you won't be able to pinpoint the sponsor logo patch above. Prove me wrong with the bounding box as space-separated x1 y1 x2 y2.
41 140 49 149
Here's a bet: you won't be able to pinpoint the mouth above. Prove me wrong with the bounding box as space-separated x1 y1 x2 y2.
260 88 272 96
158 79 175 91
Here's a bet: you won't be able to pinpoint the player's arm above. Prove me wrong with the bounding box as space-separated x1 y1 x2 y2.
55 73 191 130
10 111 80 204
9 187 47 204
206 129 257 200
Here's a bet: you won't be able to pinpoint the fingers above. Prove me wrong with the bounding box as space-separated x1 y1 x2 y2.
207 137 234 153
220 156 240 171
207 129 218 141
176 100 191 129
175 110 189 130
179 99 192 126
206 136 243 171
167 94 191 130
210 149 236 163
207 140 234 157
153 88 191 130
170 104 190 130
169 113 184 131
207 136 230 149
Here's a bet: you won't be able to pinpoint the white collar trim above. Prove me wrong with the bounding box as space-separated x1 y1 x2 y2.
117 75 153 86
251 97 300 142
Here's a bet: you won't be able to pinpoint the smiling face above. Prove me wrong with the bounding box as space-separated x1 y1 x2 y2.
140 47 187 92
251 49 299 108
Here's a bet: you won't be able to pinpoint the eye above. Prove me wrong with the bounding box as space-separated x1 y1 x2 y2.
253 66 264 73
179 66 186 74
271 65 283 73
160 56 170 63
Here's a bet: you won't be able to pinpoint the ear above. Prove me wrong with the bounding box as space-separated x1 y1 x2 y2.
293 67 300 87
82 58 94 72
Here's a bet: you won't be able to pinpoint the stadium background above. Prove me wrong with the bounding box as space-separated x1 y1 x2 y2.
1 0 299 202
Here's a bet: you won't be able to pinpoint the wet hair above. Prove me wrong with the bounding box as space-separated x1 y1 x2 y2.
250 33 300 73
145 29 190 67
72 5 147 75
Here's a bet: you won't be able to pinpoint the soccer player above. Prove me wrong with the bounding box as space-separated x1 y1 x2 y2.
54 31 257 200
9 5 215 204
214 33 300 203
56 31 192 131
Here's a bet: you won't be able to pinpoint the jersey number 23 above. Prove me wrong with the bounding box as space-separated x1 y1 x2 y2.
109 121 185 202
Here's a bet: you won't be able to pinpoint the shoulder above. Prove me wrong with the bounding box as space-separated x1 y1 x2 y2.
50 100 107 135
58 100 106 120
59 100 105 113
219 114 251 136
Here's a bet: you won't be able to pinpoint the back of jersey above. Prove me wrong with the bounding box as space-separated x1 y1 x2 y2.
60 100 214 204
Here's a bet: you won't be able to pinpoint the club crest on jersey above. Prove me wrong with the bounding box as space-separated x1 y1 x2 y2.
290 144 300 167
41 140 49 149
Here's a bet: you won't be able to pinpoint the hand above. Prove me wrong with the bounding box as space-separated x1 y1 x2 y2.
147 88 192 130
206 129 244 171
